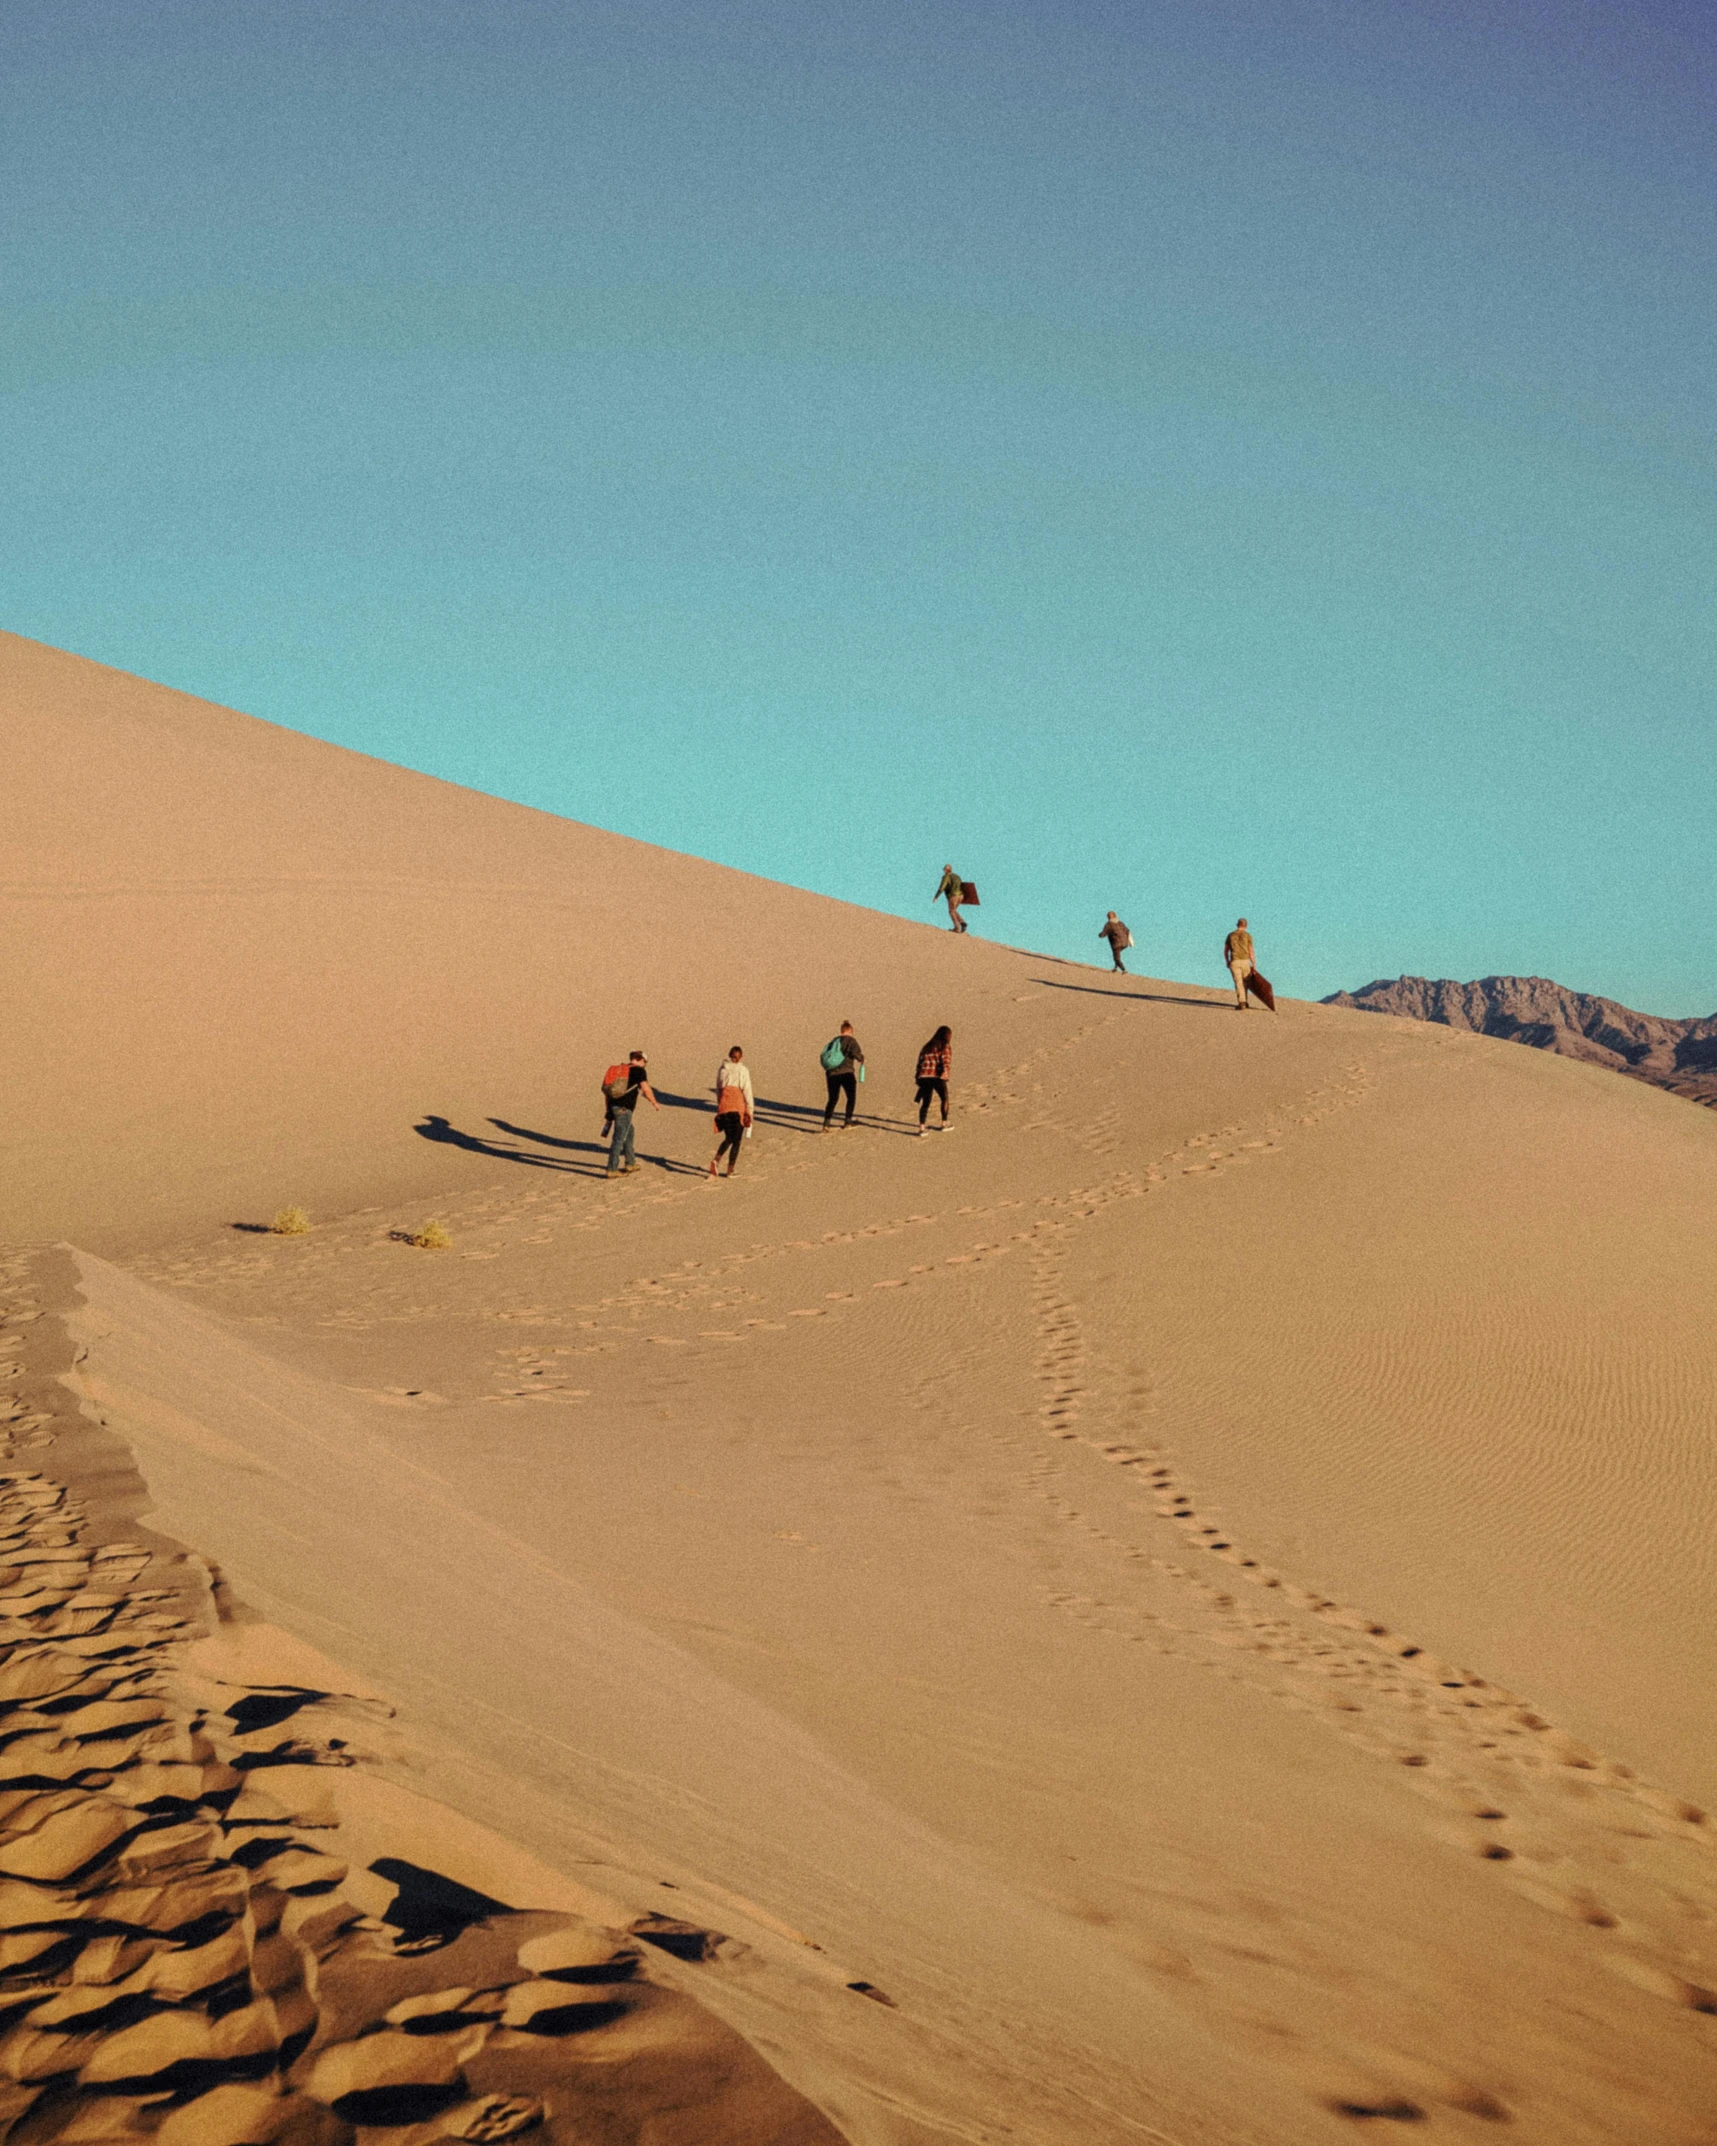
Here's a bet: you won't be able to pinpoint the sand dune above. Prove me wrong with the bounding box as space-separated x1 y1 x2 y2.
7 632 1717 2142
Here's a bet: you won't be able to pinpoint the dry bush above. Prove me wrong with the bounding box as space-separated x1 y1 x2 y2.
270 1206 312 1236
410 1220 452 1250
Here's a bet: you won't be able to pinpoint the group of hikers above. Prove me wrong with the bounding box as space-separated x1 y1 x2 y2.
598 1022 958 1179
596 879 1273 1179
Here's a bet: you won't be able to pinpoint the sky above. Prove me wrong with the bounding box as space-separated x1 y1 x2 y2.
4 0 1714 1010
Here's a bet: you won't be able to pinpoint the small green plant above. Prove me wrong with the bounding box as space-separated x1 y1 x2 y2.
410 1219 452 1250
270 1206 312 1236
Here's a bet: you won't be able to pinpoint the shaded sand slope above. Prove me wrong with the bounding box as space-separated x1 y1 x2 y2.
10 635 1717 2138
0 1247 848 2146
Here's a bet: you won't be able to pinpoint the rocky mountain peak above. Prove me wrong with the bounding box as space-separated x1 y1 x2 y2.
1323 974 1717 1106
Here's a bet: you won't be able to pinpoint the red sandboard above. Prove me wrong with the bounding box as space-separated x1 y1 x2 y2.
959 881 980 905
1245 968 1276 1012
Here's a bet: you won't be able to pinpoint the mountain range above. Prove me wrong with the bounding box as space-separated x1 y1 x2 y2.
1324 973 1717 1107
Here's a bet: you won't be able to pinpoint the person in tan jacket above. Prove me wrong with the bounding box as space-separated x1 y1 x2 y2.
1224 919 1255 1009
709 1046 755 1177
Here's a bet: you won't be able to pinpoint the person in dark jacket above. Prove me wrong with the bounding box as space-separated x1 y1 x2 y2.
605 1052 660 1175
1099 913 1132 973
914 1026 953 1133
821 1023 865 1130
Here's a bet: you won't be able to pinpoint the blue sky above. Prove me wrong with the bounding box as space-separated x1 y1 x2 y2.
5 0 1714 1009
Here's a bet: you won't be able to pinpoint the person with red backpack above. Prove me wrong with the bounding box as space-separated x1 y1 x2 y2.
601 1051 659 1175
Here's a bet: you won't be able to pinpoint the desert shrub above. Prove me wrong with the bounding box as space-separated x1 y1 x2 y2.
270 1206 312 1236
411 1220 452 1250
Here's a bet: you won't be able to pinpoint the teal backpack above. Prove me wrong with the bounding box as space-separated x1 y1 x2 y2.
820 1037 848 1071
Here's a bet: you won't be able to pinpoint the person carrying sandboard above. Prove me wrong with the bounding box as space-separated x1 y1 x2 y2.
1224 919 1256 1010
935 865 970 933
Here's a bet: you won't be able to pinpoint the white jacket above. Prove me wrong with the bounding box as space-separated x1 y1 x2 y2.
715 1063 754 1115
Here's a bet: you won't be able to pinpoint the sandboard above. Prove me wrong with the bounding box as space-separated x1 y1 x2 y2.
1245 968 1277 1012
959 881 980 905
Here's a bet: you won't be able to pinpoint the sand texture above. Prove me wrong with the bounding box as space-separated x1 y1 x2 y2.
0 1247 846 2145
6 631 1717 2142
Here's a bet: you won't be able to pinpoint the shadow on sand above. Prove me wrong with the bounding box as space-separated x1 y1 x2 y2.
746 1095 917 1138
1029 976 1234 1011
414 1114 708 1178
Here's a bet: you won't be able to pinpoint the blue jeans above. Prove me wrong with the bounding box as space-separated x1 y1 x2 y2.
607 1109 637 1172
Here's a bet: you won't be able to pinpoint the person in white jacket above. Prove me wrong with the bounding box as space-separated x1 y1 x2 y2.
710 1046 755 1177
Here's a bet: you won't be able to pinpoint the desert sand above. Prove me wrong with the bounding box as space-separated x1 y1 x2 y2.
5 629 1717 2143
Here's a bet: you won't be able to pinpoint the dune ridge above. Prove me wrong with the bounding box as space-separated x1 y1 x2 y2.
7 632 1717 2140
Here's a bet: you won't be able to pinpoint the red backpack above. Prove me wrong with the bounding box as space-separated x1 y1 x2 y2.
601 1062 633 1104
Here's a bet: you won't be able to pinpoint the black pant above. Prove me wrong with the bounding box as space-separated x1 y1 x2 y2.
916 1077 948 1123
715 1111 744 1169
824 1069 857 1125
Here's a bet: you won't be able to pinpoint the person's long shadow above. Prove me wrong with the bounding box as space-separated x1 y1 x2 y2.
415 1114 607 1177
651 1091 918 1138
417 1113 708 1179
752 1095 844 1135
1030 976 1234 1010
489 1117 596 1154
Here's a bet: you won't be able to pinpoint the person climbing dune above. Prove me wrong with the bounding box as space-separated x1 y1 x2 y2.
820 1023 865 1130
914 1026 953 1133
602 1051 659 1174
1224 919 1276 1011
710 1046 754 1177
1224 919 1255 1010
935 865 969 934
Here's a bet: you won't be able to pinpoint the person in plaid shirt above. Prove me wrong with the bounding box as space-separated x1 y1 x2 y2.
915 1026 953 1134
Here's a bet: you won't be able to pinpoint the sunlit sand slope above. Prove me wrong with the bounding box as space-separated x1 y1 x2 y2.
2 628 982 1252
9 634 1717 2141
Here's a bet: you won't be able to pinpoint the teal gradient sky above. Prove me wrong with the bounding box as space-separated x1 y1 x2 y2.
4 1 1713 1008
